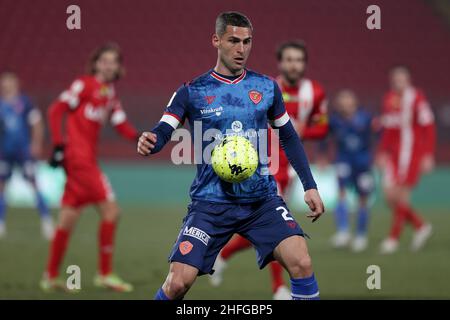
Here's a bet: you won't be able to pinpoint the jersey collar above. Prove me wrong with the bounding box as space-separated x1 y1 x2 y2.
210 69 247 84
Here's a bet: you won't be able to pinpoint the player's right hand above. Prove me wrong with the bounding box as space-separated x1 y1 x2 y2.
49 144 65 168
137 132 157 156
304 188 325 222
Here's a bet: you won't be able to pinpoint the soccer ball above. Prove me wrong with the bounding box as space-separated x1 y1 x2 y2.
211 135 258 183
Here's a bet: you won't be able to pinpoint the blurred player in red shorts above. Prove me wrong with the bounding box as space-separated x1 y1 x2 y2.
210 41 328 299
377 65 435 254
40 43 139 292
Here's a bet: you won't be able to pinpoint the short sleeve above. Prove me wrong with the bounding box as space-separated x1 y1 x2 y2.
58 78 90 109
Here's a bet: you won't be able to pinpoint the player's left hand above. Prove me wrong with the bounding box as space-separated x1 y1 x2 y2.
304 189 325 222
421 155 435 174
137 132 157 156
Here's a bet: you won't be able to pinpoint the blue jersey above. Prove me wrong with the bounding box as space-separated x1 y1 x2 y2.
329 109 373 169
0 95 35 156
161 69 289 204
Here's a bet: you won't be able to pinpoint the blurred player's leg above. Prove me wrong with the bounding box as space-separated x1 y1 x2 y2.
380 185 403 253
41 206 79 291
211 229 289 299
331 188 351 248
0 160 12 239
274 235 319 300
398 188 433 251
270 262 290 300
93 200 132 292
0 182 6 238
209 234 251 286
381 184 432 254
352 195 369 252
23 162 54 240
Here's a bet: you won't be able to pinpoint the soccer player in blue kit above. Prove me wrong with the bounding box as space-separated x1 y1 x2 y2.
137 12 325 300
0 71 53 239
328 90 375 252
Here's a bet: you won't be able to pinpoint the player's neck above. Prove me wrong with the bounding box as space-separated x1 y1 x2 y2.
214 62 244 77
280 75 302 88
95 73 114 84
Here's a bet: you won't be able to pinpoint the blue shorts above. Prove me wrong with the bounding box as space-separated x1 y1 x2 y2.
0 150 36 181
168 195 305 275
336 162 374 196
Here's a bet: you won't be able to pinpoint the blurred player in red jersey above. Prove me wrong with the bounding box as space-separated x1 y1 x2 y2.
377 65 435 254
40 43 139 292
210 41 328 299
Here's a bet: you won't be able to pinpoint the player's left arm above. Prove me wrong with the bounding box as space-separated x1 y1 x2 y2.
269 81 325 221
300 83 329 140
416 93 436 173
110 99 139 142
25 98 45 158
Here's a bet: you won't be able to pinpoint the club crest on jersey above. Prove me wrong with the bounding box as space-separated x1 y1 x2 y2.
249 90 262 104
179 241 193 255
205 96 216 104
183 226 210 245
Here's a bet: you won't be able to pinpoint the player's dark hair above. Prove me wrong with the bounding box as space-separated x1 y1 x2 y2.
276 40 308 62
87 42 125 81
215 11 253 36
0 69 17 80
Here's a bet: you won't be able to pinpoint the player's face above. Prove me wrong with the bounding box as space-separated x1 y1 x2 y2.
0 74 19 98
279 48 307 85
95 50 121 83
335 91 357 118
390 69 411 92
213 26 252 74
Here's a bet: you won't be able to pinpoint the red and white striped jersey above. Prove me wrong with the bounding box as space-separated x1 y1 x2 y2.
378 86 436 178
276 76 328 140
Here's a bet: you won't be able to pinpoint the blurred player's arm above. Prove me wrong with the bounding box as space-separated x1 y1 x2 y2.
26 100 45 158
110 99 139 141
137 85 188 155
269 82 325 221
417 94 436 173
299 84 329 140
47 78 87 167
375 95 393 168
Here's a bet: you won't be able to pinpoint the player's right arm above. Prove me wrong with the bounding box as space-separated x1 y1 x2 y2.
137 85 188 156
375 93 393 168
299 82 329 140
47 78 89 167
24 97 45 158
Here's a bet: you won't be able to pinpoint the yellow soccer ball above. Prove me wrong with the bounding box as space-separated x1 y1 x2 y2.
211 135 258 183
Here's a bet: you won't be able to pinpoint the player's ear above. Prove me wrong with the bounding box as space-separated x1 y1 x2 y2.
212 34 220 49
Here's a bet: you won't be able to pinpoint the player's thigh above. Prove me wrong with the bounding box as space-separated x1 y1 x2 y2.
20 159 38 184
273 235 312 277
238 195 305 270
354 169 375 198
58 206 81 230
169 202 235 276
96 200 120 222
336 162 352 193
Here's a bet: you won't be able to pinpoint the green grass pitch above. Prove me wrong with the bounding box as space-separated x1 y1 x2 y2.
1 205 449 299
